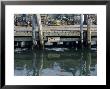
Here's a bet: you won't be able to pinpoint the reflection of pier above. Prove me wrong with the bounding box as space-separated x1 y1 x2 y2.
14 50 97 76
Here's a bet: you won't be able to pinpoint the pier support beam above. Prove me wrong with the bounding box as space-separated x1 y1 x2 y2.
32 14 37 50
36 14 44 49
83 14 87 25
87 15 92 49
80 14 84 48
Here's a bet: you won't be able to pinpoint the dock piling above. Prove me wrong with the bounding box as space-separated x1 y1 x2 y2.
36 14 44 49
80 14 84 48
32 14 37 49
87 15 92 49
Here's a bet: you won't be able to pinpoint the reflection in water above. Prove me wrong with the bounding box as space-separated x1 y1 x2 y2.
14 49 97 76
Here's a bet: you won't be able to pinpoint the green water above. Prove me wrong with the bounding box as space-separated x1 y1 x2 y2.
14 48 97 76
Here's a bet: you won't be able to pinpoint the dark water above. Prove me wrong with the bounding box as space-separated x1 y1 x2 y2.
14 48 97 76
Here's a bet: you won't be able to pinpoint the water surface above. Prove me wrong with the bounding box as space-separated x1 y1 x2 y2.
14 48 97 76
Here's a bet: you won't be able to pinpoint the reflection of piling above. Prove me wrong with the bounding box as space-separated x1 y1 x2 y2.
39 52 44 75
32 51 44 76
86 51 91 75
21 41 25 47
32 51 37 76
36 14 44 50
80 52 84 76
36 51 44 76
80 14 83 48
80 50 91 76
87 15 92 49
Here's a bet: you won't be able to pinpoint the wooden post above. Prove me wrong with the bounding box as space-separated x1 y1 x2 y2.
32 14 37 50
83 14 87 25
87 15 92 49
80 14 84 48
36 14 44 49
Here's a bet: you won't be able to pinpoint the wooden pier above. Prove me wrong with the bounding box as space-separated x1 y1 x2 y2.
14 25 97 49
14 25 97 39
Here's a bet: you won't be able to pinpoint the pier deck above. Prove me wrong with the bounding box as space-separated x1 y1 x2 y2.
14 25 97 42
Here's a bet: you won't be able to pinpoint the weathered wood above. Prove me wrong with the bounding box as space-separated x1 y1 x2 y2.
14 36 97 42
60 38 80 41
14 31 32 36
14 25 97 32
43 25 96 31
32 14 38 49
14 37 32 41
91 31 97 36
36 14 44 49
14 19 96 48
80 14 84 48
14 25 96 37
14 30 96 37
43 31 80 36
87 15 92 49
